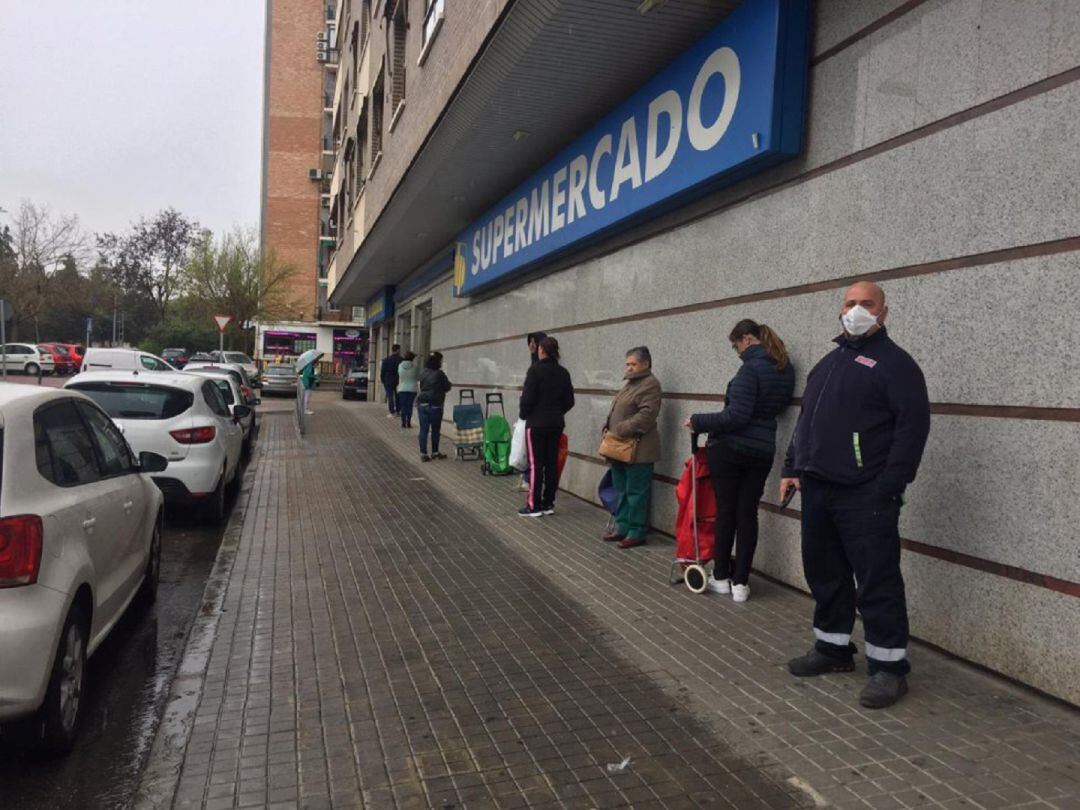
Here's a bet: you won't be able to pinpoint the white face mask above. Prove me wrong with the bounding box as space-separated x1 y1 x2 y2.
841 305 879 336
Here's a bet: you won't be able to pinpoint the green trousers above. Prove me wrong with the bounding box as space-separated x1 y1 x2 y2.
611 461 654 539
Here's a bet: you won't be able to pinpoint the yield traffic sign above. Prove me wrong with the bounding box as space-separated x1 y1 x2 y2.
213 314 233 332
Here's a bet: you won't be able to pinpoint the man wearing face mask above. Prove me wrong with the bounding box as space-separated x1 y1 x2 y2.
779 281 930 709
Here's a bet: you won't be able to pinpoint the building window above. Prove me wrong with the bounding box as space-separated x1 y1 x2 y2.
389 2 407 126
361 0 372 42
350 20 359 78
369 67 384 173
421 0 444 53
351 306 365 322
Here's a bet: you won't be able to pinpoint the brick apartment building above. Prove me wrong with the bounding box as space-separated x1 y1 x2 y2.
258 0 366 369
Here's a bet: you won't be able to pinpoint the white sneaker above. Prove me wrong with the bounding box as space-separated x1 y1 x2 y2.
706 576 731 595
304 410 315 415
732 584 750 603
386 413 396 418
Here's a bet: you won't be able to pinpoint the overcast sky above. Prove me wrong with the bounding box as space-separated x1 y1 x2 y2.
0 0 265 241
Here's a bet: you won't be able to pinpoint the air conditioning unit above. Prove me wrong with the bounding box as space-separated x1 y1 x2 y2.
321 196 331 209
316 51 329 62
308 169 323 180
316 40 329 53
316 31 330 42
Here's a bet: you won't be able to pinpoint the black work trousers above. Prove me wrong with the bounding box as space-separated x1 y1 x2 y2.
707 444 772 585
525 426 562 511
800 476 910 675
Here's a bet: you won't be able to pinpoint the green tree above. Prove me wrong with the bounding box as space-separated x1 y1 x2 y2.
183 228 297 353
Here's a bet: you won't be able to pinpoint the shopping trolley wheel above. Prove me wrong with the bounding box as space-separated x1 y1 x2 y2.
683 564 708 594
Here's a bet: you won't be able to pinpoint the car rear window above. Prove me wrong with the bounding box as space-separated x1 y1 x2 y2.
225 353 252 364
267 366 294 376
69 382 194 419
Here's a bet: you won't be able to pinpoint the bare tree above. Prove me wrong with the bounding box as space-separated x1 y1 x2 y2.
3 201 90 340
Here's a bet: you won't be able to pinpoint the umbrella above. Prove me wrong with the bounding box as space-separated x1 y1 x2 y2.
295 349 323 372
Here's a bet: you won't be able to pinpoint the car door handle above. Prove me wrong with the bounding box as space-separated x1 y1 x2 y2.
123 500 134 513
82 518 97 532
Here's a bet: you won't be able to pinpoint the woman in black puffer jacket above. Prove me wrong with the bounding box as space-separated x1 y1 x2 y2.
686 320 795 602
518 336 574 517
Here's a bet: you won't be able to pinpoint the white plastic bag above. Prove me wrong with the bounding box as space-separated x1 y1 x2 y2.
509 419 529 471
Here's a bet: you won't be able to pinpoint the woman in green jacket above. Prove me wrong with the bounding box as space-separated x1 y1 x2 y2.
396 351 418 428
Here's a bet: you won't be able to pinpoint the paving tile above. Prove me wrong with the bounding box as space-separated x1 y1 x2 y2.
141 401 1080 810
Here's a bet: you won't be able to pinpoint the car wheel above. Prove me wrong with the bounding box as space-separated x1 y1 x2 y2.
35 604 89 755
139 519 162 604
203 472 226 524
26 362 40 376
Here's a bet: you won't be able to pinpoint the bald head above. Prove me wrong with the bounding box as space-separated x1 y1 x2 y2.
840 281 889 334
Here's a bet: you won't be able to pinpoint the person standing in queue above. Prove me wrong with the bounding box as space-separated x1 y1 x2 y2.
685 320 795 602
781 281 930 709
417 351 452 461
603 346 662 549
518 336 574 517
380 344 403 418
396 351 418 428
520 331 548 491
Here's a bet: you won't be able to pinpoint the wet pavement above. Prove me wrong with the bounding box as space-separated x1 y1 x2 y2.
137 396 1080 809
0 505 229 809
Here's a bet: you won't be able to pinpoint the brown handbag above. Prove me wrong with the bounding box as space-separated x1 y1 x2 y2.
598 430 639 464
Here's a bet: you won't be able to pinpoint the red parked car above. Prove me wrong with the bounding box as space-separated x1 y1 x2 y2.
38 343 74 375
62 343 85 371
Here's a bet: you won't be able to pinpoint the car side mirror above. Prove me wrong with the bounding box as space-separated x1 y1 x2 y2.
139 451 169 473
232 404 252 420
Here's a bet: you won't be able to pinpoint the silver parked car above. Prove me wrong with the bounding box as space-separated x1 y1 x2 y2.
0 384 168 753
260 363 298 396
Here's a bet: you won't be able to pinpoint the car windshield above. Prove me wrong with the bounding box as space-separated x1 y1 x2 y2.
267 366 295 376
51 345 70 356
225 353 253 364
69 382 194 419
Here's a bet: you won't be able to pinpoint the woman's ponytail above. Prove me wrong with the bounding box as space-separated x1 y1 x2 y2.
729 319 789 371
757 325 789 371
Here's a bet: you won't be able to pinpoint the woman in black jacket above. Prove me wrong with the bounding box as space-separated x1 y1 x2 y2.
519 336 574 517
417 352 452 461
685 320 795 602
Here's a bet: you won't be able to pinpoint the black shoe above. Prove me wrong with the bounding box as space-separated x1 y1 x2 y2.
517 506 544 517
421 455 431 462
859 671 908 709
788 647 856 677
432 452 447 460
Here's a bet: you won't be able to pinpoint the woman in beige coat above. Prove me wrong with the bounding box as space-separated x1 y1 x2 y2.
603 346 662 548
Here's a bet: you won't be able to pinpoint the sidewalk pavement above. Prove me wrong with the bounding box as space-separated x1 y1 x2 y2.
136 392 1080 810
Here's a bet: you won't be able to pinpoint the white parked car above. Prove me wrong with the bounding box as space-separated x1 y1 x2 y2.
184 361 256 393
1 343 56 376
80 348 175 374
210 351 260 386
0 384 167 753
65 371 247 523
182 367 257 458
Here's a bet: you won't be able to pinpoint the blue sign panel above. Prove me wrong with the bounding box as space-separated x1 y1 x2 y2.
366 286 395 326
453 0 809 297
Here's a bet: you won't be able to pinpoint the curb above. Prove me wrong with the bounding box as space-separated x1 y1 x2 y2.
130 452 259 810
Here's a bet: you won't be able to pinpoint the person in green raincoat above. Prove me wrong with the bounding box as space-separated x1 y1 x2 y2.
301 361 317 414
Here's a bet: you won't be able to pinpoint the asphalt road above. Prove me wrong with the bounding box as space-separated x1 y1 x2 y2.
0 503 230 809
